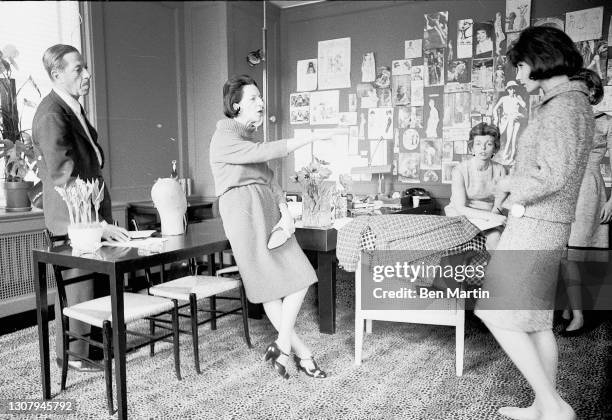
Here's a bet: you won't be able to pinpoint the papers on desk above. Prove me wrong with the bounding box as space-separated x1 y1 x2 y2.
467 217 503 232
128 230 156 239
103 237 168 253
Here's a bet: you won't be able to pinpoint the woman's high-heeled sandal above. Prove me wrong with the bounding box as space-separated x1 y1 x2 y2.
293 355 328 378
264 342 290 379
264 342 281 363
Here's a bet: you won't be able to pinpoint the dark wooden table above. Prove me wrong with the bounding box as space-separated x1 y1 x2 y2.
126 196 214 229
295 225 337 334
33 220 230 420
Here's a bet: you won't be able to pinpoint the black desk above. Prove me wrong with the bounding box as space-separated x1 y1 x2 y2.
33 221 230 420
126 197 214 230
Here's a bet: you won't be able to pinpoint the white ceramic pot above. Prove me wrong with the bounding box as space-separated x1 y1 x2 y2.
67 223 104 251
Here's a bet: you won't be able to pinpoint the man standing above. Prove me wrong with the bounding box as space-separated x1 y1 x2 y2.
32 44 128 370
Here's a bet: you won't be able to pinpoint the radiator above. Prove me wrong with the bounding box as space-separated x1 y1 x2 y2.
0 230 56 317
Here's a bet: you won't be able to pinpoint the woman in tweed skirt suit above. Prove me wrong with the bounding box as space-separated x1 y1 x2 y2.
210 75 328 379
561 69 609 335
474 27 594 420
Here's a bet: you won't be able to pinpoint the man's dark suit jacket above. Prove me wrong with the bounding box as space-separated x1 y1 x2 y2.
32 90 112 235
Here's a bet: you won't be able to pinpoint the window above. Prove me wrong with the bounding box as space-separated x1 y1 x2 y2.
0 1 82 182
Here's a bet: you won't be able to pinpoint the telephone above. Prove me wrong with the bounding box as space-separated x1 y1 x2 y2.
401 188 431 208
404 188 429 197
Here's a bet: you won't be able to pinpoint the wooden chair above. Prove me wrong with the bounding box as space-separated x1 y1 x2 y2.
354 254 466 376
147 261 252 374
46 231 182 415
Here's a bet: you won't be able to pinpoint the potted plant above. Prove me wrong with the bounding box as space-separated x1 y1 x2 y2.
0 44 42 212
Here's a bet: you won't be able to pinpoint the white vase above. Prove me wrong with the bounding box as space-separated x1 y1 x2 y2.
67 223 104 251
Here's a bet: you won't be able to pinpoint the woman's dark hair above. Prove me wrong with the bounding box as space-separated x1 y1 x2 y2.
570 68 604 105
222 74 259 118
468 122 501 154
507 26 583 80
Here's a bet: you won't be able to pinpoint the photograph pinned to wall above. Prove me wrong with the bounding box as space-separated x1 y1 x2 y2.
442 141 454 161
405 39 423 59
493 12 505 56
492 80 528 166
423 11 448 50
290 108 310 125
565 7 603 43
339 112 358 126
421 169 441 183
505 32 521 53
401 129 421 152
409 106 424 130
392 74 411 106
411 76 424 107
290 92 310 107
494 56 507 92
443 91 471 140
312 128 350 180
373 66 391 89
309 90 340 125
357 83 378 108
420 138 442 170
358 110 367 139
424 48 445 86
392 59 412 75
317 37 351 90
369 138 389 166
447 59 470 83
398 106 411 129
377 88 392 107
471 58 494 90
398 153 421 183
367 107 394 140
290 92 310 125
423 88 443 138
442 161 459 183
454 140 468 155
348 93 357 112
297 59 318 92
361 52 376 83
506 0 531 33
474 22 494 58
471 88 496 124
457 18 473 59
576 40 608 83
293 129 313 171
531 16 564 31
348 126 359 155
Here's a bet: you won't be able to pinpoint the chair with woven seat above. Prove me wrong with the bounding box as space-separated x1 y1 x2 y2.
46 231 182 415
148 264 252 374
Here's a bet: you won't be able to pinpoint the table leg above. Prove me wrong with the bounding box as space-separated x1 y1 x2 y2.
316 251 336 334
110 267 127 419
34 260 51 399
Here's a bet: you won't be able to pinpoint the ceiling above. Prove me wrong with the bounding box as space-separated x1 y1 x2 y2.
269 0 326 8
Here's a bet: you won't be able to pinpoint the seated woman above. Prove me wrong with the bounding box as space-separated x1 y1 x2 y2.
444 123 507 249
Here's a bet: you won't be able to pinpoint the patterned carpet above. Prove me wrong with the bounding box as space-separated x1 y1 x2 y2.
1 271 610 420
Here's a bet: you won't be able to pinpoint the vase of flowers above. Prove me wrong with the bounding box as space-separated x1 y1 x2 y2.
55 177 106 251
290 157 334 228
